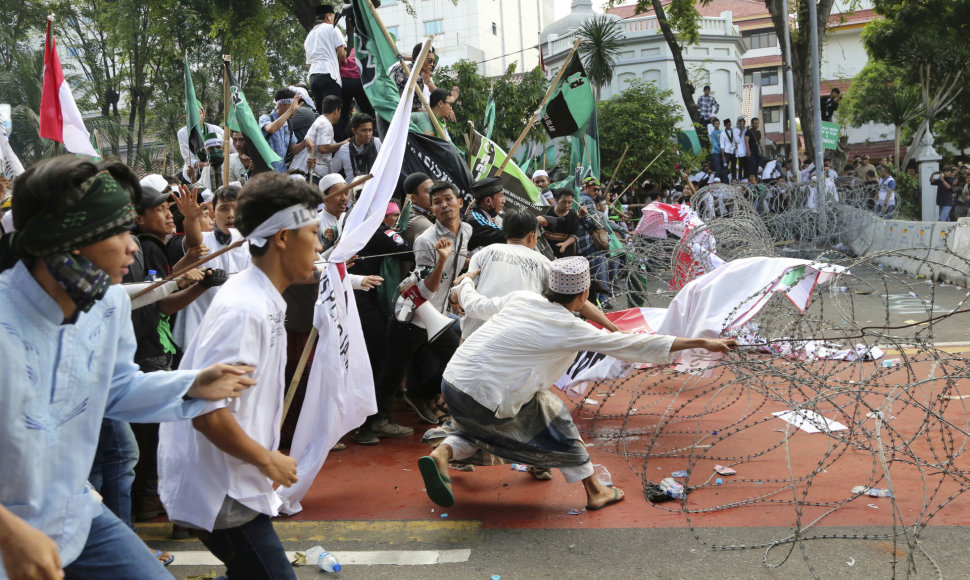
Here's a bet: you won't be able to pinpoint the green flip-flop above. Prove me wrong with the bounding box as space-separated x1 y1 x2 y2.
586 487 624 511
418 456 455 507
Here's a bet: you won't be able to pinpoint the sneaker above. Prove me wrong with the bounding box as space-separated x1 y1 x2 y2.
134 494 166 522
170 524 192 540
351 428 379 446
371 419 414 438
528 466 553 481
403 393 440 424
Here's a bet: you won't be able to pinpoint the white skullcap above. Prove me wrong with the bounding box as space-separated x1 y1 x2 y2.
203 136 223 149
532 169 548 179
200 188 214 204
288 173 307 182
318 173 347 194
548 256 590 294
139 174 170 194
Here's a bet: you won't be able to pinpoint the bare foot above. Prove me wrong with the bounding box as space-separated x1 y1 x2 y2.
430 444 453 488
586 486 624 510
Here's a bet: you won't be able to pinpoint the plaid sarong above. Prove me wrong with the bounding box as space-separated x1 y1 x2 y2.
422 381 591 469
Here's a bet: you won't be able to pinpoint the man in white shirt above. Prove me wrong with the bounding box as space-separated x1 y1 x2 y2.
228 131 252 184
158 173 323 580
733 117 748 182
718 118 737 183
304 4 346 112
305 95 348 179
418 257 736 510
177 102 228 184
876 165 897 218
761 153 786 183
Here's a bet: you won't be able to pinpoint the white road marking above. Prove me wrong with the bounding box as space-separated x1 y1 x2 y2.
168 549 472 567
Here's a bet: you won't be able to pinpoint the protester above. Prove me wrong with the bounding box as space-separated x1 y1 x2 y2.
719 118 736 183
931 165 957 221
304 3 347 112
413 88 455 140
337 48 376 141
696 85 720 124
419 256 736 509
330 113 382 181
306 95 348 179
820 87 841 122
544 188 579 258
402 172 436 244
0 156 254 580
746 117 762 179
876 165 897 218
733 117 748 183
464 177 506 251
158 173 325 579
178 101 228 185
228 131 254 184
391 44 438 110
532 170 553 203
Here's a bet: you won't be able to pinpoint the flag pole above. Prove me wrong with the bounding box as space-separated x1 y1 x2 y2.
602 143 628 197
223 54 231 186
616 150 663 200
498 37 581 175
282 327 318 427
363 0 448 141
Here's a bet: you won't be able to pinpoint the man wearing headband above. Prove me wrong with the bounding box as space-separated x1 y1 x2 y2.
417 256 736 511
158 173 322 579
178 101 228 185
258 89 314 174
0 157 256 580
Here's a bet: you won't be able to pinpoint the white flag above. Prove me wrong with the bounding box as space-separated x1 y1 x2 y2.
277 54 420 515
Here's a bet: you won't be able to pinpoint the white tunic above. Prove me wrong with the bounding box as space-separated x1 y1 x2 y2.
446 282 676 419
172 228 251 349
304 23 345 82
462 244 551 337
158 265 287 531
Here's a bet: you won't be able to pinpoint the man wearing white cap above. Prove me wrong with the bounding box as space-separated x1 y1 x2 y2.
532 169 553 204
418 256 736 511
158 173 323 579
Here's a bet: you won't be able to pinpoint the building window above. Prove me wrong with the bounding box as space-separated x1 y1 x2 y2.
387 25 399 39
763 107 782 123
745 32 778 50
761 70 779 86
744 71 753 85
492 22 497 35
424 19 444 35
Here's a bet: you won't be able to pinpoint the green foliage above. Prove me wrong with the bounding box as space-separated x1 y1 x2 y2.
839 61 921 130
576 15 624 101
435 60 548 150
894 172 920 220
597 79 681 188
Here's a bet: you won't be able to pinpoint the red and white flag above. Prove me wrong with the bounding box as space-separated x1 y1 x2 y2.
39 19 99 157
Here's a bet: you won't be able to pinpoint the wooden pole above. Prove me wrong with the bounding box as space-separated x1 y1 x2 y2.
497 37 581 175
616 151 663 200
131 239 246 299
363 0 448 141
281 327 318 427
223 55 231 186
603 143 629 199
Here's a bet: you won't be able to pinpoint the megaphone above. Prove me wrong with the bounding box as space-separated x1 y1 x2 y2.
396 284 454 343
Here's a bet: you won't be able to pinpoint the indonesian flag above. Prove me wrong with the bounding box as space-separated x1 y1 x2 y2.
39 19 99 157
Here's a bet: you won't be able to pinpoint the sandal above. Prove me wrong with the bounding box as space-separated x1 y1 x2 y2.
418 456 455 507
152 548 175 566
330 442 347 452
586 487 624 511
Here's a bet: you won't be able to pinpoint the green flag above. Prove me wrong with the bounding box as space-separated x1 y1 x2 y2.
540 52 595 139
183 56 205 162
469 129 548 216
352 0 405 125
223 60 281 167
569 109 601 181
483 91 496 140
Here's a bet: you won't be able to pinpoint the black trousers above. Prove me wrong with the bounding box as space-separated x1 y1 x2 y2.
309 73 341 113
371 316 459 423
336 75 377 141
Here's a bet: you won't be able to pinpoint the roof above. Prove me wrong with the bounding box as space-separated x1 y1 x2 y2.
607 0 772 21
541 0 619 43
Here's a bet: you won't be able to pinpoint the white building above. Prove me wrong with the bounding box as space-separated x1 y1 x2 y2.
542 0 893 159
375 0 556 78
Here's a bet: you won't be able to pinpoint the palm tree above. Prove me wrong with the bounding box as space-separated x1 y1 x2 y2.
577 15 624 102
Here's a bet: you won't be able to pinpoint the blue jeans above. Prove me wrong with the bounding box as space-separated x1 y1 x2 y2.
64 507 170 580
89 419 139 530
939 205 953 221
193 514 297 580
588 252 610 303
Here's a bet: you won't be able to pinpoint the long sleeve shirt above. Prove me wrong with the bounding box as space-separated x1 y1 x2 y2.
464 206 506 251
446 281 676 418
720 129 737 155
0 261 203 568
696 94 720 121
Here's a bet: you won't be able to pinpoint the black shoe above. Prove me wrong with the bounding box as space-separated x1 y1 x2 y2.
403 393 439 424
351 428 379 445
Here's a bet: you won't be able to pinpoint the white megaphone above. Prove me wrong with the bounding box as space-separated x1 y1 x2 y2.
396 283 454 343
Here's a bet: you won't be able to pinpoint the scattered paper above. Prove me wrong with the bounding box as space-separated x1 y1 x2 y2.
772 409 848 433
714 465 736 476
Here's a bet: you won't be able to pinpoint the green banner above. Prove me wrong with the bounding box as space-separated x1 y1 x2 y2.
224 61 281 167
353 0 405 125
540 52 595 139
469 129 548 216
183 56 205 161
821 121 840 151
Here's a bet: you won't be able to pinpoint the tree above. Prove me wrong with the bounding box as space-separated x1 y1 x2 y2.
765 0 844 163
576 15 624 102
605 0 713 151
863 0 970 168
598 79 681 187
839 61 922 170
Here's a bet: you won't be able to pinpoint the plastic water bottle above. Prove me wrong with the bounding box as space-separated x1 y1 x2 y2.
305 546 341 573
144 269 157 282
868 488 893 498
658 477 685 499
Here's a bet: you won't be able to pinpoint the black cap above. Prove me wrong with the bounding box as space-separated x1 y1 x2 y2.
137 184 173 213
470 176 503 200
316 3 335 17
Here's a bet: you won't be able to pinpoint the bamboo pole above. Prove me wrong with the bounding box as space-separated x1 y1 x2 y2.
131 239 246 299
281 327 318 427
223 55 232 186
497 38 581 175
363 0 447 141
616 151 663 200
603 143 629 199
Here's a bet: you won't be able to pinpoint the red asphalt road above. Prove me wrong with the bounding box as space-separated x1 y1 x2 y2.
279 353 970 531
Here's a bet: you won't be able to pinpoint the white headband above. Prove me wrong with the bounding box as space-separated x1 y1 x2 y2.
246 204 319 247
275 98 293 106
